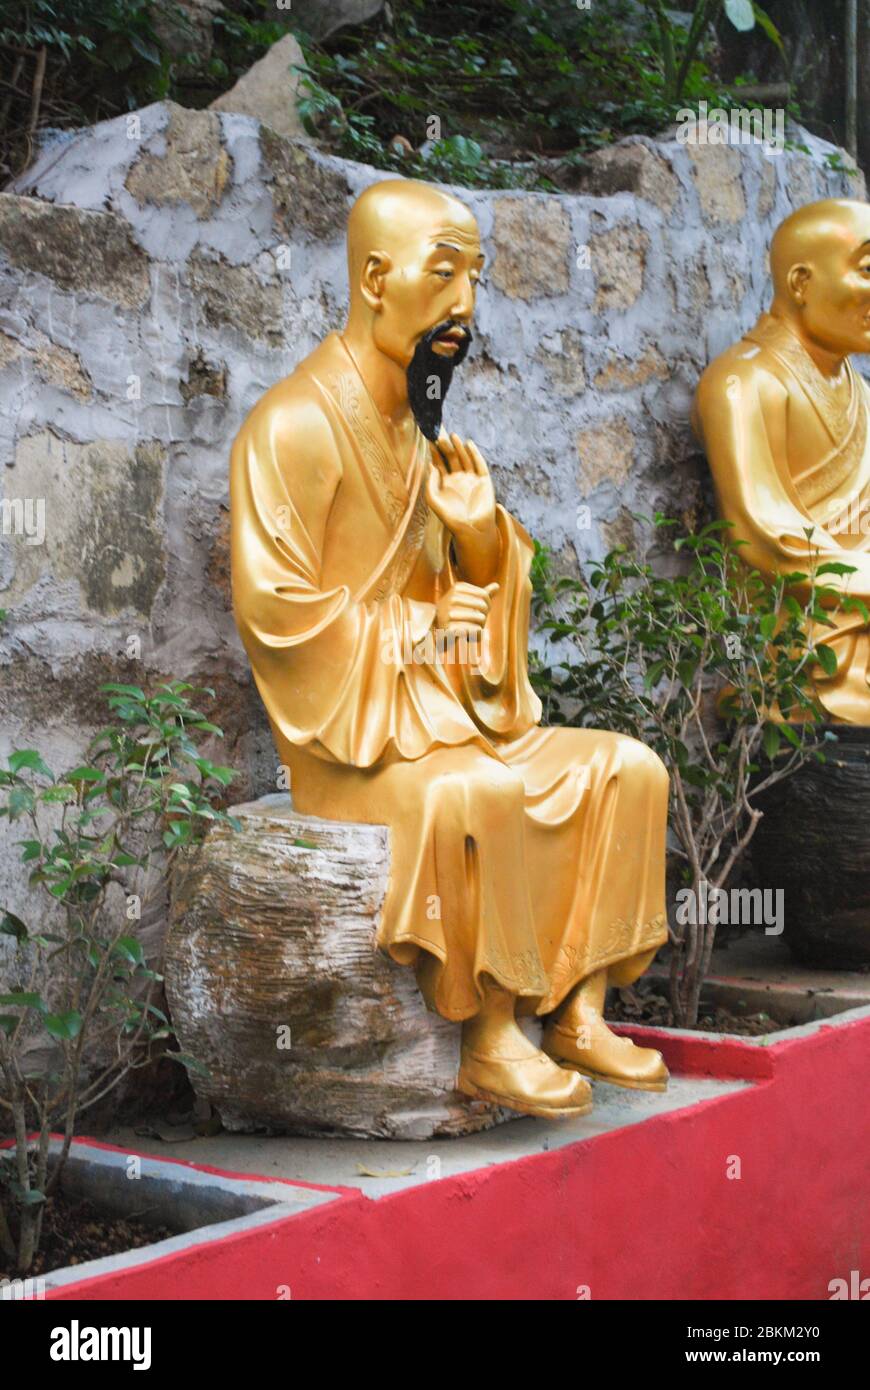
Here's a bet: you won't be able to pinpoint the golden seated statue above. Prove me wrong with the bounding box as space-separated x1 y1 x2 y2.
229 178 669 1119
693 198 870 724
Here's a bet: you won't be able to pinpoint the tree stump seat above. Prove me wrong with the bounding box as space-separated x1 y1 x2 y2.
165 793 513 1139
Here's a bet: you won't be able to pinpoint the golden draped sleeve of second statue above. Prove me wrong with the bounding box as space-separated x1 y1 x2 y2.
231 332 668 1020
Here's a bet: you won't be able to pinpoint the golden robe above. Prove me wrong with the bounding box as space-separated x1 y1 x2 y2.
694 312 870 723
230 332 668 1020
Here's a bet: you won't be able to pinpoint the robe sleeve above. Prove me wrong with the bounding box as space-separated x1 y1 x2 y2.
230 393 481 768
446 504 542 739
693 360 870 601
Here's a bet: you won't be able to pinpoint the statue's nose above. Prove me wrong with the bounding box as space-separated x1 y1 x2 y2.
451 282 475 321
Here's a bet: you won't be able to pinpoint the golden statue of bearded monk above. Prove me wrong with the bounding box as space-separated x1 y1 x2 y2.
694 198 870 724
230 178 669 1119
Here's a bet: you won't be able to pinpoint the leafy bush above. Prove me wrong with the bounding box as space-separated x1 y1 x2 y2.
531 518 862 1026
294 0 783 189
0 1 790 189
0 0 175 178
0 680 238 1274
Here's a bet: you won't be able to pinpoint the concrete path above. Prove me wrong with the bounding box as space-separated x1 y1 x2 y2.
104 1072 744 1200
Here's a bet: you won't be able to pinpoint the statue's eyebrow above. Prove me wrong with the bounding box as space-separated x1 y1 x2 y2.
433 241 484 258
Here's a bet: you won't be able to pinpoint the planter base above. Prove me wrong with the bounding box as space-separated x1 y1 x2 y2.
750 726 870 968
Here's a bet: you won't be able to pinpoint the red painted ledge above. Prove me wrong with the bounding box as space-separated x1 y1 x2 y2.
6 1006 869 1301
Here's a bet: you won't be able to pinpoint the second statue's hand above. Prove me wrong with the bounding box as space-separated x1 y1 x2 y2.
426 430 500 585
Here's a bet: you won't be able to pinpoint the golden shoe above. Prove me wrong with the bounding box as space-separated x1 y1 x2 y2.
542 1016 669 1092
458 1044 593 1119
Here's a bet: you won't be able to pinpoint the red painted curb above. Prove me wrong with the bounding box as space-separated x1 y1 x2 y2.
612 1022 777 1080
7 1010 869 1300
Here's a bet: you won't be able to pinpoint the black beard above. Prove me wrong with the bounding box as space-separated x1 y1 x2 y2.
406 320 472 441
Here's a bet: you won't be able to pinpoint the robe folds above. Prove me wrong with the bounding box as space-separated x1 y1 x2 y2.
230 332 668 1021
694 312 870 724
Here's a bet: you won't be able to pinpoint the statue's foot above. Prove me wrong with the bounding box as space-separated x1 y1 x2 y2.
542 1018 668 1092
542 970 668 1093
458 1036 593 1119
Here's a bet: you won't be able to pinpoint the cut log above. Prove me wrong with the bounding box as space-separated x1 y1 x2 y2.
165 794 514 1139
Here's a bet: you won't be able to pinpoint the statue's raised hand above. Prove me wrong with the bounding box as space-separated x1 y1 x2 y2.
426 431 497 541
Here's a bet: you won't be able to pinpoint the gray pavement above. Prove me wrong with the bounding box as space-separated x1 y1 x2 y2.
104 1073 743 1200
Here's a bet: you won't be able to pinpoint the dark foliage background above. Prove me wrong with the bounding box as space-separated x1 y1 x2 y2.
0 1 865 187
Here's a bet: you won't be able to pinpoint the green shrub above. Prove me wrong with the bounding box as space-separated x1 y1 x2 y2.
0 680 238 1274
530 517 861 1025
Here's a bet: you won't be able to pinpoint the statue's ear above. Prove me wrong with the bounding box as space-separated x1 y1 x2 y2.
787 263 811 305
360 251 392 311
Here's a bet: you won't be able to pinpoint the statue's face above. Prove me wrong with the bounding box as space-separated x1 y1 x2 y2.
798 211 870 357
368 202 483 439
371 206 484 369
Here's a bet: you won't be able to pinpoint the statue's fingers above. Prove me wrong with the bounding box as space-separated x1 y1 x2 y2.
452 582 491 602
449 608 487 628
450 433 474 472
449 588 490 608
466 440 489 477
450 598 489 619
436 430 456 472
426 461 443 493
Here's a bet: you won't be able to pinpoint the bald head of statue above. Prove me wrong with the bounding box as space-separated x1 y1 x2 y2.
344 179 484 439
770 197 870 359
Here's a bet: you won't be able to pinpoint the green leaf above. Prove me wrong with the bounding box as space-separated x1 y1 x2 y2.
38 785 77 803
10 1184 46 1207
100 682 146 700
65 766 104 782
643 659 666 689
113 936 144 966
0 910 29 941
815 645 838 677
780 723 802 749
8 749 53 780
6 786 35 819
752 4 785 54
168 1050 211 1079
208 765 235 787
43 1009 83 1041
128 32 161 65
815 561 857 577
0 991 45 1011
762 723 781 759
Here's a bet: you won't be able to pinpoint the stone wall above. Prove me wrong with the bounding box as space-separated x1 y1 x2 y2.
0 99 863 928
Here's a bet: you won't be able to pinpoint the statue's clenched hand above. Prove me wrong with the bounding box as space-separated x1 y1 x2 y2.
427 432 500 586
436 580 499 636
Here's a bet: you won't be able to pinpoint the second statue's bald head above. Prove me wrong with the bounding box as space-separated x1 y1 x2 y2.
344 179 484 439
770 197 870 357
